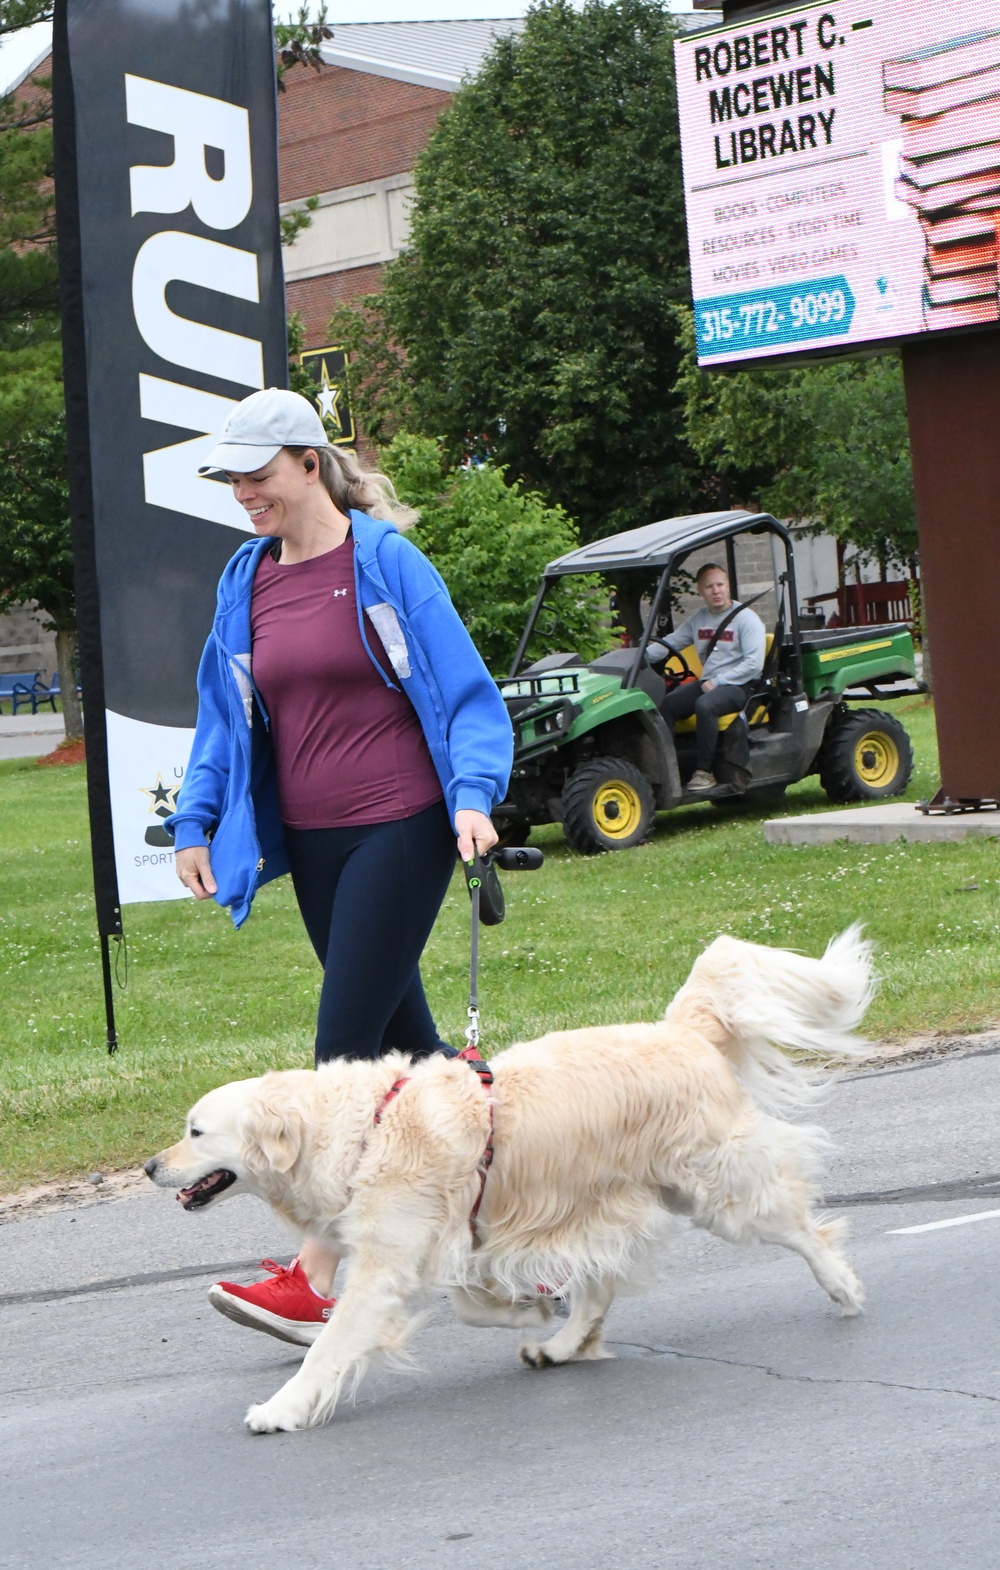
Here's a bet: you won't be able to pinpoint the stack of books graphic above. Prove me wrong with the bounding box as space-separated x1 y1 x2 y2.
885 30 1000 330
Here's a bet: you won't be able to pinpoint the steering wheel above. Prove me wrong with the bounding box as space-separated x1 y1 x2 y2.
650 644 693 693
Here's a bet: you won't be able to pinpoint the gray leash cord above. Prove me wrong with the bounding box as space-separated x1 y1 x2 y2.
467 878 481 1049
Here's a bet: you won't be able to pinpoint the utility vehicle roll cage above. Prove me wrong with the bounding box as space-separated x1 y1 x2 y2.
509 510 803 685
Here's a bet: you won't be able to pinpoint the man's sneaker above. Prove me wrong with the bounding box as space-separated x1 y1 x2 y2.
207 1258 336 1346
687 770 717 791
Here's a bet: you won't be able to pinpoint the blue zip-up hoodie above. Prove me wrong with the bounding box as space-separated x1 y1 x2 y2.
166 511 513 928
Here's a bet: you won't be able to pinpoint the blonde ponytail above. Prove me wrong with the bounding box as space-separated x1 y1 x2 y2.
286 445 417 530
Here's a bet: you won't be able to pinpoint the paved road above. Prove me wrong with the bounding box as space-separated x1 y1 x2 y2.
0 713 64 760
3 1047 1000 1570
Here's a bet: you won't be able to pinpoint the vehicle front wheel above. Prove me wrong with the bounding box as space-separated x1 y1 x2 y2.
561 757 656 853
817 707 914 802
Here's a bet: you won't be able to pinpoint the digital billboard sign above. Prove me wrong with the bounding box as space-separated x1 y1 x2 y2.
675 1 1000 366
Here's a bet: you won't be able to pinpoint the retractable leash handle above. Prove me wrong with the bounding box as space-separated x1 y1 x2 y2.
462 845 544 1049
462 845 544 924
494 845 545 872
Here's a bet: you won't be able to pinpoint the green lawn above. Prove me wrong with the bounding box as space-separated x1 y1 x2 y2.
2 696 998 1191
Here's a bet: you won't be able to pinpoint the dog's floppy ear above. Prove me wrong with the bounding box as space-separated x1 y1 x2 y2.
242 1083 304 1175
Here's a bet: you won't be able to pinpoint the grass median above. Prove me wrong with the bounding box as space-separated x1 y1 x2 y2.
2 695 998 1191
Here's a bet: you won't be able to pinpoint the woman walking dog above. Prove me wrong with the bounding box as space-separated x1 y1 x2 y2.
166 387 512 1345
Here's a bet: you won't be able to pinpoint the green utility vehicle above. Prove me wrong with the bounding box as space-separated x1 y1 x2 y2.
494 510 920 854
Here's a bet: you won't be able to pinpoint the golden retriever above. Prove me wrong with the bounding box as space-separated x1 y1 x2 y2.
146 927 872 1433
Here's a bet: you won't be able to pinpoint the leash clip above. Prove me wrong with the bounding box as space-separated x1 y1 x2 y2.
465 1004 481 1050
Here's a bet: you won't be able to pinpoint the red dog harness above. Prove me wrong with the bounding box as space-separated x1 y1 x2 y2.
373 1046 495 1240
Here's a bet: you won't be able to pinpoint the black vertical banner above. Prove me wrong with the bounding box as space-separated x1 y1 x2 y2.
53 0 286 917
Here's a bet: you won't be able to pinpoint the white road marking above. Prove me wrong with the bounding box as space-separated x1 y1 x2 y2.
888 1208 1000 1236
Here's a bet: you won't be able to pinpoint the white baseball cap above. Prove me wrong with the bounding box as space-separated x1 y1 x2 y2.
199 387 329 475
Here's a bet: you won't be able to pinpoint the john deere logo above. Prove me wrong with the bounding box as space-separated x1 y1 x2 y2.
300 345 356 445
140 774 180 848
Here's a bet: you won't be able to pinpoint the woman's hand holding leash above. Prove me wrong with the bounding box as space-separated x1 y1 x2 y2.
454 809 498 862
175 846 218 900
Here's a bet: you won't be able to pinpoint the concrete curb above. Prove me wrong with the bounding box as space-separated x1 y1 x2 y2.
763 802 1000 845
0 713 65 735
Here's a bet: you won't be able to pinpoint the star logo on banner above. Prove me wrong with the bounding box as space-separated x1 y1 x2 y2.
140 774 179 821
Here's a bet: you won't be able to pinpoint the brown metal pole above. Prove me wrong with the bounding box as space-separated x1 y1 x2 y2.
901 334 1000 802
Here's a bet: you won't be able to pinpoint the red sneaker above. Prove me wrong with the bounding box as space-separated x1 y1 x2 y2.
207 1258 336 1346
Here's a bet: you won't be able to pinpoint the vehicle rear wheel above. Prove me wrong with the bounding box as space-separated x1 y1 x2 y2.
817 707 914 803
561 757 655 853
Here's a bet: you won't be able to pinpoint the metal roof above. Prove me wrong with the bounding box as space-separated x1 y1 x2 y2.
0 13 720 100
319 11 715 92
0 21 52 98
0 10 719 100
545 511 783 574
321 19 525 92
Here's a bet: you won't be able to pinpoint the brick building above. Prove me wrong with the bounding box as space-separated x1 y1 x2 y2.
277 20 524 442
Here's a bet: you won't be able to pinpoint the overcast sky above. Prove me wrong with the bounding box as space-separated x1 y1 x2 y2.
0 4 704 95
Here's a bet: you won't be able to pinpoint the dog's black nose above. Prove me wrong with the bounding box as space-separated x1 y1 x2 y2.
143 1158 158 1178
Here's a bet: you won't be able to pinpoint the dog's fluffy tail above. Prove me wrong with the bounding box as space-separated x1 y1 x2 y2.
664 925 875 1117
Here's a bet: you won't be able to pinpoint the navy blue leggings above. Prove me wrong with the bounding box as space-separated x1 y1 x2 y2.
284 801 458 1064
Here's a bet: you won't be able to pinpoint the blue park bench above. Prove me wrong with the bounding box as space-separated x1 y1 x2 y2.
0 670 62 715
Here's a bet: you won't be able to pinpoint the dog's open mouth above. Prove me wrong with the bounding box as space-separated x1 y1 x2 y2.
178 1169 238 1210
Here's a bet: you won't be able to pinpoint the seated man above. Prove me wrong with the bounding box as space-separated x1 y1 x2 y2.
649 563 766 791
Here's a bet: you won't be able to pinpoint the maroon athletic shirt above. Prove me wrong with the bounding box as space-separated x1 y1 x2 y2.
250 539 443 829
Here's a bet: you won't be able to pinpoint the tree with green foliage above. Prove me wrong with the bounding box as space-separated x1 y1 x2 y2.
275 3 332 82
0 4 61 446
381 433 609 672
0 4 73 729
676 310 917 577
0 416 83 737
331 0 694 544
287 309 319 396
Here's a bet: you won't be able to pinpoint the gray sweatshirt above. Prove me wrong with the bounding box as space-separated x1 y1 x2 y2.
664 601 767 688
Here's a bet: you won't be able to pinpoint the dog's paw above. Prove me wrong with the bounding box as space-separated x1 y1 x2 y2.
572 1340 615 1361
520 1326 617 1368
574 1320 614 1360
837 1291 865 1318
245 1392 313 1434
519 1340 557 1370
831 1268 866 1317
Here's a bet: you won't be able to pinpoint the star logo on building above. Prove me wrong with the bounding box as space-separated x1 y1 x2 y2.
299 345 355 445
315 365 341 427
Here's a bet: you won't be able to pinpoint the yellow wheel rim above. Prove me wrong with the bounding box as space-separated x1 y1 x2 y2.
855 731 899 788
593 781 643 839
